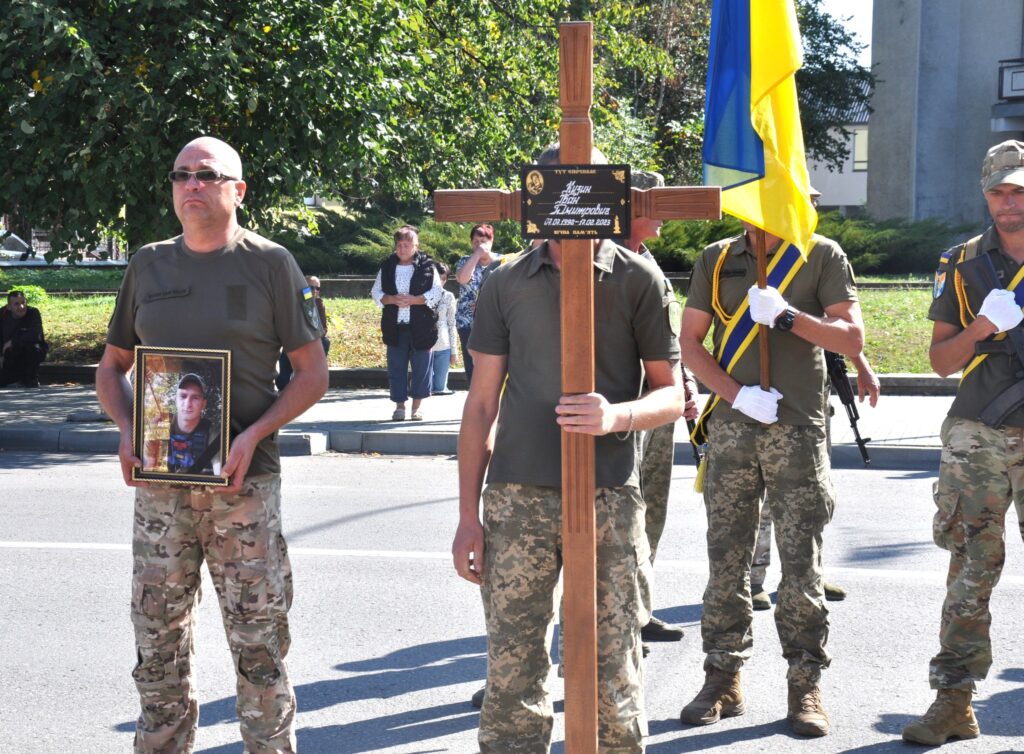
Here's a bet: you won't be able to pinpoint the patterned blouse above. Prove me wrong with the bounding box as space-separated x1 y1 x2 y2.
371 263 443 323
455 253 503 329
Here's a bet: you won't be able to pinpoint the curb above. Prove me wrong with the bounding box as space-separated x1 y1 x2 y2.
38 364 955 395
0 422 938 471
36 364 472 391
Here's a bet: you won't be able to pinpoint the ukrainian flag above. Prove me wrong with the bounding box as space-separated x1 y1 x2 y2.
702 0 817 257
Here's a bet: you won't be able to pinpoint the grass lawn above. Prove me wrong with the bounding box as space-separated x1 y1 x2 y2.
37 289 937 373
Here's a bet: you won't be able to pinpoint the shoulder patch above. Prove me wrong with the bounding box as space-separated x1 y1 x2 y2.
933 270 946 299
300 287 319 330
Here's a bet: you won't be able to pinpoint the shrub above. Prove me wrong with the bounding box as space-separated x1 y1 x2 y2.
1 268 123 291
645 211 970 275
278 204 525 275
816 212 972 275
11 284 49 305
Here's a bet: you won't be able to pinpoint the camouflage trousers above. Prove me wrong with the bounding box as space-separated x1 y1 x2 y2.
929 416 1024 690
639 422 675 563
479 483 651 754
638 423 675 620
750 406 834 588
749 500 773 588
131 475 296 754
701 417 835 686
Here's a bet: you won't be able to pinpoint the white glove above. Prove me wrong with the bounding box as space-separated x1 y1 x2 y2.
978 289 1024 333
747 285 788 326
732 385 783 424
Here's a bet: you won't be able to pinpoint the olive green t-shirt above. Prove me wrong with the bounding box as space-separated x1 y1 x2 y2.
927 226 1024 427
106 228 321 476
686 233 858 426
469 240 681 489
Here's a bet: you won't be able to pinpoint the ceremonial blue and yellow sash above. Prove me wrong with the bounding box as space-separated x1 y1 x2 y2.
690 241 810 448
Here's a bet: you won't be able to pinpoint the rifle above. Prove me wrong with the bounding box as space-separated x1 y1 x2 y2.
956 253 1024 427
825 351 871 466
685 419 704 467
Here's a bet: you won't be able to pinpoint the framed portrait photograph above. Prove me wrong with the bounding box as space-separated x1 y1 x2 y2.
132 346 231 486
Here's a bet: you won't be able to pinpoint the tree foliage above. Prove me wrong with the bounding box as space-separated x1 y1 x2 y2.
795 0 875 171
1 0 872 259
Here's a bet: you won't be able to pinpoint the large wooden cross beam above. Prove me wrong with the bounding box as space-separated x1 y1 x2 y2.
435 22 719 753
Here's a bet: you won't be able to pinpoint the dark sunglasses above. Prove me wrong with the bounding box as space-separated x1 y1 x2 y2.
168 169 238 184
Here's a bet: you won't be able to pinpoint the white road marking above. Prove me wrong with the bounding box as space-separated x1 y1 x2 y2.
1 540 1022 586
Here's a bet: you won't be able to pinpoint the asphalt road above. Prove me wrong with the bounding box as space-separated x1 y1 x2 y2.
1 451 1023 753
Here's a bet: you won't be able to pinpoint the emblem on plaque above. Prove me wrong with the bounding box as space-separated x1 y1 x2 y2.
525 170 545 196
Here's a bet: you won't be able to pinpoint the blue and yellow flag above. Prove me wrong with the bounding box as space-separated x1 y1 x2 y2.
703 0 817 257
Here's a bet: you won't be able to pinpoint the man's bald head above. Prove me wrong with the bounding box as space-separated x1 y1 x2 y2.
175 136 243 179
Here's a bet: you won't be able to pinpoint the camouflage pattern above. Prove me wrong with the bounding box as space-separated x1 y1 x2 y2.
638 421 674 624
749 500 773 588
639 422 674 562
479 483 650 754
701 417 835 687
928 416 1024 690
750 403 833 588
131 474 296 754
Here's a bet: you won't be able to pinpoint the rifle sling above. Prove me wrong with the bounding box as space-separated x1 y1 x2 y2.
979 382 1024 428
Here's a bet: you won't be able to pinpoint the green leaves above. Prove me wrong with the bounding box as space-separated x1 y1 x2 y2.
1 0 873 261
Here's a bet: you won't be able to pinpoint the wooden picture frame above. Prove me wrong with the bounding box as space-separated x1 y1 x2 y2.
132 346 231 486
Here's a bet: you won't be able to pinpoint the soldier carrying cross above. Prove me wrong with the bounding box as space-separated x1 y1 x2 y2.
445 22 719 753
451 141 686 753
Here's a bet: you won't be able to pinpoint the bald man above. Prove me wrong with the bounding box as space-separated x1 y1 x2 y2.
97 136 328 753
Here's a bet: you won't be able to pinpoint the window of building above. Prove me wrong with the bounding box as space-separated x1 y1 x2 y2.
853 128 868 172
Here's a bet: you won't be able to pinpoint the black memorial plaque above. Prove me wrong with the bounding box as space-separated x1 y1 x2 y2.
521 164 631 241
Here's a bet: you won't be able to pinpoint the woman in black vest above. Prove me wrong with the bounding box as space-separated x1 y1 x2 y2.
371 226 442 420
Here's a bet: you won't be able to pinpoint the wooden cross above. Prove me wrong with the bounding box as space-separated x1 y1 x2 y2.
435 21 720 753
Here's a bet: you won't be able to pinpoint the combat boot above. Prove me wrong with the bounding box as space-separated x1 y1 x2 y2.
751 583 771 611
823 581 847 601
680 667 745 725
787 682 830 737
902 688 980 745
470 686 485 709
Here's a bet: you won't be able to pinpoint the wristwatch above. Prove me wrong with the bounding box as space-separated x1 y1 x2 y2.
775 307 797 331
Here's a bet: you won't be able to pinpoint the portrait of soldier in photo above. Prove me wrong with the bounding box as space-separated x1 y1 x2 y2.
166 373 215 474
140 364 223 477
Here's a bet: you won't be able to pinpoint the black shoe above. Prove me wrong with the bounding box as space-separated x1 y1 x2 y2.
641 616 685 642
470 686 485 708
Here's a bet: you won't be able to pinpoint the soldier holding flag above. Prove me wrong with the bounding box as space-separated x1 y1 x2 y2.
678 0 864 737
679 224 863 736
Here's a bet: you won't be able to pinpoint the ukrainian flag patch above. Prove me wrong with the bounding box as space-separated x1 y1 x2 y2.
300 287 319 330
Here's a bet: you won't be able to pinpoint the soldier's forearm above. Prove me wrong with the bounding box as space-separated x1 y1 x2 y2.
680 337 741 403
95 365 133 433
